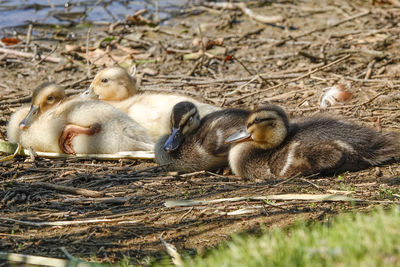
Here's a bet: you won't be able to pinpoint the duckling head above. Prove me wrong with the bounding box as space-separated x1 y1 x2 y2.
225 105 289 149
81 67 138 101
19 82 65 130
163 101 201 152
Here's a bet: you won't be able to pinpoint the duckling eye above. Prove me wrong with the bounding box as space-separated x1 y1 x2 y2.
47 96 55 102
253 118 262 124
101 78 109 83
253 117 274 124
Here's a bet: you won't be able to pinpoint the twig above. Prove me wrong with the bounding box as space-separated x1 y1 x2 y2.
0 216 136 227
159 235 184 267
230 54 351 103
205 2 283 23
178 207 193 222
24 23 33 52
0 251 105 267
272 175 299 187
0 252 67 267
61 76 90 88
299 178 321 190
33 182 104 198
262 201 288 211
198 25 206 69
165 193 360 208
187 58 202 76
0 140 155 159
271 172 322 188
33 44 58 67
277 9 370 46
60 196 130 204
180 170 207 177
0 47 62 63
60 247 89 265
233 56 254 75
364 59 377 80
237 27 264 42
86 27 92 78
330 48 386 59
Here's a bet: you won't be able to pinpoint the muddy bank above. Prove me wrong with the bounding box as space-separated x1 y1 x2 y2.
1 0 400 264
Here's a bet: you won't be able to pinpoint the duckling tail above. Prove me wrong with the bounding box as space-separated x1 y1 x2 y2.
372 131 400 165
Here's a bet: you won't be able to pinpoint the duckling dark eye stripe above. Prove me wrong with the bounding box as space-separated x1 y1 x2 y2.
248 118 275 127
180 108 197 126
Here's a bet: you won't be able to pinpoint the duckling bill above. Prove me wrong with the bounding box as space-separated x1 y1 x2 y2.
155 101 249 172
226 104 400 180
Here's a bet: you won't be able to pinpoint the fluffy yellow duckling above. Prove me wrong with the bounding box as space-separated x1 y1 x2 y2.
226 104 400 180
155 101 249 172
7 82 153 154
81 67 220 141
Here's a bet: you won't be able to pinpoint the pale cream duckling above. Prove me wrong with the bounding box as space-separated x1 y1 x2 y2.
80 67 220 141
155 101 249 172
7 82 65 151
7 82 153 154
226 104 400 180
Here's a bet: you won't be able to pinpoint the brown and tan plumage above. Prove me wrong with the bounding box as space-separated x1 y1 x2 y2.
226 104 400 180
155 101 249 172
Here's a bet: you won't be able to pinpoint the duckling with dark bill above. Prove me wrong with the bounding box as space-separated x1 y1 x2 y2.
155 101 249 172
226 104 400 180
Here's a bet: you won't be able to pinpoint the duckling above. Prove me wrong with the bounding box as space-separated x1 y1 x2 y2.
81 67 220 141
7 82 153 154
155 101 249 172
226 104 400 180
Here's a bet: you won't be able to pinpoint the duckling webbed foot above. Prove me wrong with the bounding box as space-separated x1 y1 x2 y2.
59 123 101 154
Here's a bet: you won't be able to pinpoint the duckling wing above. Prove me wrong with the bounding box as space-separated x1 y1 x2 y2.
61 100 154 152
196 109 249 157
121 123 154 151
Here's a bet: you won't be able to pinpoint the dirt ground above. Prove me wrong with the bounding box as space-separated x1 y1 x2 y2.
1 0 400 264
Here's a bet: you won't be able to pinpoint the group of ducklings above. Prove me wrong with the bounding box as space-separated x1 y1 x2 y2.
7 67 400 180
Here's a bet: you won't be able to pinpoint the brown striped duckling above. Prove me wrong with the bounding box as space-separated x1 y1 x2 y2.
7 82 153 154
80 67 220 141
226 104 400 180
155 101 249 172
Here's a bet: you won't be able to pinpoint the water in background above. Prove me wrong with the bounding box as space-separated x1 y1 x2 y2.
0 0 189 30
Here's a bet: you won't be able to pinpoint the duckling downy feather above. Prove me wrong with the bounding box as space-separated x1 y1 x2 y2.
226 104 400 180
81 67 220 140
155 101 249 172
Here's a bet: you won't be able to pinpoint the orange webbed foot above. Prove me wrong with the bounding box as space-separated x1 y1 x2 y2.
59 123 101 154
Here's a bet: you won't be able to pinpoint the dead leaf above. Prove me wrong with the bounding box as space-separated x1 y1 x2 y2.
1 37 20 46
74 46 151 67
126 9 158 26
